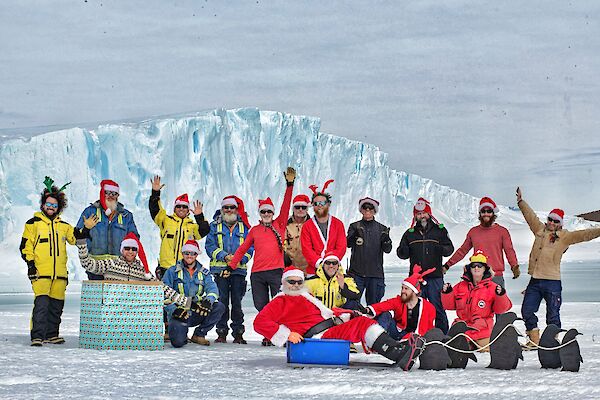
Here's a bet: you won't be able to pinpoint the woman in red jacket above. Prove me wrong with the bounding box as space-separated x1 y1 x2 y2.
441 250 512 351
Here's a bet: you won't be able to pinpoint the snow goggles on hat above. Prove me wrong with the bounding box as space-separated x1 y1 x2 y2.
44 202 59 209
286 279 304 285
122 246 138 252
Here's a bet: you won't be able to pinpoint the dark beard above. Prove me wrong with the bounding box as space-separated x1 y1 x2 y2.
314 208 328 219
479 215 496 227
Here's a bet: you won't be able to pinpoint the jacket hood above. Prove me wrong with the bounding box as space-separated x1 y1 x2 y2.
462 262 493 283
35 211 61 223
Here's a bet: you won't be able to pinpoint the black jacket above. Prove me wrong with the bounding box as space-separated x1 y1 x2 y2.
347 219 393 278
397 220 454 279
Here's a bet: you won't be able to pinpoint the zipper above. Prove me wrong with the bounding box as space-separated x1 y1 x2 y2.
50 221 57 280
174 219 185 259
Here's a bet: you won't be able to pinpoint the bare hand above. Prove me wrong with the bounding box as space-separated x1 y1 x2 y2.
83 214 99 229
288 332 304 344
516 187 522 202
336 271 345 288
284 167 296 183
151 175 165 191
224 254 233 263
193 200 203 216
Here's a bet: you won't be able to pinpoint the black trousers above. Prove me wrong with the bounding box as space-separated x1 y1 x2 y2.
250 269 283 312
31 295 65 340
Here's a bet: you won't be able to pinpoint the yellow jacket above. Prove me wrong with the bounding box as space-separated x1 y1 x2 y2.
19 212 77 279
519 200 600 280
150 194 209 269
305 264 360 309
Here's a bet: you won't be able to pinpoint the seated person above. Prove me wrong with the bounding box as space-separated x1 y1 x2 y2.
253 266 424 370
305 252 361 309
441 250 512 351
360 265 436 339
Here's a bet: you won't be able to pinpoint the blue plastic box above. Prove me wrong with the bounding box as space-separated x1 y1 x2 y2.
287 338 351 365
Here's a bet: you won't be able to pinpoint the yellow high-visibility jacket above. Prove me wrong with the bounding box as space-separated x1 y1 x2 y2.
305 264 360 309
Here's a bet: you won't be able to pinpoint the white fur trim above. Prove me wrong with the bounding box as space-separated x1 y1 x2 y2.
364 323 386 348
358 197 379 213
403 281 419 295
323 254 340 263
259 203 275 212
339 313 351 323
282 269 304 282
103 183 120 193
105 208 112 216
366 306 377 319
144 272 154 280
271 324 291 347
414 200 427 212
300 292 334 319
221 198 237 207
181 244 200 254
293 201 310 207
175 199 189 206
548 212 563 224
479 202 498 213
120 238 138 253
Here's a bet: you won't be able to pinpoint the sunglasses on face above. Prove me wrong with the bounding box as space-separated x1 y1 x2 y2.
175 205 189 209
44 202 59 209
222 206 237 211
104 191 119 197
182 251 197 256
286 279 304 285
480 208 494 214
471 263 485 269
324 260 339 266
547 218 561 224
294 205 308 210
313 201 328 207
260 210 274 215
123 247 138 252
361 205 375 211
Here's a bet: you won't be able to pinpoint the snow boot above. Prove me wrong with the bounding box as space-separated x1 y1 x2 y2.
523 328 540 351
44 336 65 345
475 338 490 353
215 335 227 344
190 335 210 346
30 338 43 347
233 334 247 344
371 332 424 371
262 338 274 347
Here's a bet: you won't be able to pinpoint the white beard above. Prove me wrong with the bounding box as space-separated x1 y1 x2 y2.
105 199 117 211
281 285 307 296
419 219 428 228
223 213 238 225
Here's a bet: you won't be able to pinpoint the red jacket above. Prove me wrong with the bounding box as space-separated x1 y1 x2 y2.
446 224 518 276
442 275 512 340
229 185 293 273
300 215 346 275
369 296 436 338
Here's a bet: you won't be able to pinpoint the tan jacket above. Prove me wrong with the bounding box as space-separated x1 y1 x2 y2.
284 216 308 272
519 200 600 280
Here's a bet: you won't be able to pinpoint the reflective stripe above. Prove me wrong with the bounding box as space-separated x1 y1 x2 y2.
177 268 203 298
95 208 123 224
210 222 246 267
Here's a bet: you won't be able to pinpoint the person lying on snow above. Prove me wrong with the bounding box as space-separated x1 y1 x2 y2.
441 250 512 351
253 266 425 369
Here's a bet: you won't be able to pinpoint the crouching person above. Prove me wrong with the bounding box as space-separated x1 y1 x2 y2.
163 240 225 348
441 250 512 351
253 267 424 369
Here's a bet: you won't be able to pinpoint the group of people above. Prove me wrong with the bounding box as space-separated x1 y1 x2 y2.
20 172 600 366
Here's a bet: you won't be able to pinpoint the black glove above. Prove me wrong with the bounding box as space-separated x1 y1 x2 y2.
496 285 506 296
442 263 450 274
155 266 167 281
442 283 453 294
27 261 38 281
357 304 374 317
192 299 213 317
172 307 189 322
381 227 391 243
220 266 234 278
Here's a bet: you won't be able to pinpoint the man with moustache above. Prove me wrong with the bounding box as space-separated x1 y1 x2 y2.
284 194 311 274
443 197 520 287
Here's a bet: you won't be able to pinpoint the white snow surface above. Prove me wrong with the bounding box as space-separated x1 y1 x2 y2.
1 298 600 399
1 108 599 292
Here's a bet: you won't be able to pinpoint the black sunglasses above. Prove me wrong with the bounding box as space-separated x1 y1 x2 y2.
123 246 138 252
548 218 561 224
480 208 494 214
286 279 304 285
324 260 339 266
361 204 375 211
260 210 274 215
294 205 308 210
175 205 188 209
222 206 237 210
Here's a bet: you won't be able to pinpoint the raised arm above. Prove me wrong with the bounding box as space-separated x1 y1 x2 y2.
516 188 544 233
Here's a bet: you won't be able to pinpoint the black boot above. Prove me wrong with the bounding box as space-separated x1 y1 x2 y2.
371 333 423 371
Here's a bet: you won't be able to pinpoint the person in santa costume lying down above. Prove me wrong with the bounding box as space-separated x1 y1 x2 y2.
253 266 425 369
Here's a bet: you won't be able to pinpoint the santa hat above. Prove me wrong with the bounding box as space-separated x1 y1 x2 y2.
281 266 304 283
410 197 439 228
175 193 190 207
548 208 564 225
322 251 341 264
221 195 250 228
258 197 275 212
181 239 201 254
99 179 120 216
403 264 436 294
120 232 152 279
358 197 379 213
292 194 310 207
479 197 499 214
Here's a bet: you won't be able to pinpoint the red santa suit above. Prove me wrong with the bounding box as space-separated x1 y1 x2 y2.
300 215 346 275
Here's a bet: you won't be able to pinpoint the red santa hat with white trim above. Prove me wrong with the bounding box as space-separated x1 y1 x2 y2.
548 208 564 225
258 197 275 213
221 195 251 228
181 239 201 254
410 197 439 228
120 232 152 279
292 194 310 207
479 197 499 214
358 197 379 213
175 193 189 207
402 264 436 294
322 251 341 264
281 266 305 283
99 179 120 216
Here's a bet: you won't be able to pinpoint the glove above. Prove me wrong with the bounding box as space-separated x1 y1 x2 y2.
511 264 520 279
442 283 453 294
284 167 296 184
380 228 391 244
496 285 506 296
172 307 189 322
155 266 167 281
27 261 38 281
442 263 450 274
192 299 213 317
357 304 374 317
288 332 303 344
220 266 234 278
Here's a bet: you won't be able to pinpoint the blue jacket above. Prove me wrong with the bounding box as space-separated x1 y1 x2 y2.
162 260 219 316
205 210 253 276
76 201 139 256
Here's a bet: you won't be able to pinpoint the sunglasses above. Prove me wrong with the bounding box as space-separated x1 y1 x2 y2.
471 263 485 269
123 246 138 252
294 205 308 210
44 202 59 209
313 201 328 207
324 260 339 266
175 205 189 209
286 279 304 285
222 206 237 211
480 208 494 214
260 210 274 215
547 218 561 224
182 251 197 256
361 204 375 211
104 191 119 197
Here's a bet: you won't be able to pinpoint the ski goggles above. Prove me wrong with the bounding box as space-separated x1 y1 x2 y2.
44 202 59 209
313 201 329 207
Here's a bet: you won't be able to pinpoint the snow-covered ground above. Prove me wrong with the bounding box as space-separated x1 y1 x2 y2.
2 273 600 400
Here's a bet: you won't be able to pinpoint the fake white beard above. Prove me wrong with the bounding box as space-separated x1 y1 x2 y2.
105 199 118 211
419 219 428 228
281 285 308 296
223 212 238 225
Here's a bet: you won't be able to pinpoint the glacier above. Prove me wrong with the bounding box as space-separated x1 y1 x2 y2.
0 108 597 288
